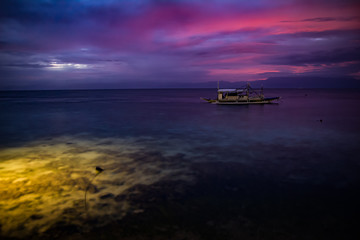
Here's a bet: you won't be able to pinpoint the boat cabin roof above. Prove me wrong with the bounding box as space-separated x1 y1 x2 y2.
217 89 244 93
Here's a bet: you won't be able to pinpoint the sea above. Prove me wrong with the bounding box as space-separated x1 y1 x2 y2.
0 88 359 240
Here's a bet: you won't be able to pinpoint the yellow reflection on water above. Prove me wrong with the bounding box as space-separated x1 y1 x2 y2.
0 136 190 238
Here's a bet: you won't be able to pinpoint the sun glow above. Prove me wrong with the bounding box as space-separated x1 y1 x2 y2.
47 62 88 70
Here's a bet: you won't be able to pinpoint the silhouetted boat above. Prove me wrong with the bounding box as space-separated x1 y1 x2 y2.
201 83 280 105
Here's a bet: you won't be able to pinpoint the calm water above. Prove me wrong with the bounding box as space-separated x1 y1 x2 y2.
1 88 359 146
1 88 360 239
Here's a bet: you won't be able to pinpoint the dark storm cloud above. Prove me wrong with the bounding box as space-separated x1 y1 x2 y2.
281 16 359 23
260 29 360 66
263 47 360 66
0 0 85 24
265 29 360 42
0 63 47 68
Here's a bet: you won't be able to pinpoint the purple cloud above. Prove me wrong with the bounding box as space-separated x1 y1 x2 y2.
0 0 359 89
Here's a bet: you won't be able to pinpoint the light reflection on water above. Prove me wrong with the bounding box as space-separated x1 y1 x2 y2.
0 136 192 237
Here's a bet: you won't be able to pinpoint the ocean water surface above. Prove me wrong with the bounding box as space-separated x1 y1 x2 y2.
0 88 359 239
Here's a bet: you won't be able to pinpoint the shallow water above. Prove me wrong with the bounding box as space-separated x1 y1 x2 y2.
1 88 360 239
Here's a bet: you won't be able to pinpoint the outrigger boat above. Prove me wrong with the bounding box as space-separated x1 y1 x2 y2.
201 83 280 105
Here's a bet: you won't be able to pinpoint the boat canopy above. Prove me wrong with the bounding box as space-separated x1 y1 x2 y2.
217 89 244 93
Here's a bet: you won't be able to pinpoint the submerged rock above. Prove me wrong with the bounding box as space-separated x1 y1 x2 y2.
115 194 127 202
99 193 115 199
30 214 43 220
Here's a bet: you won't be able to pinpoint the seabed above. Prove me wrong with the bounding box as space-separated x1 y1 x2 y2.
0 136 359 240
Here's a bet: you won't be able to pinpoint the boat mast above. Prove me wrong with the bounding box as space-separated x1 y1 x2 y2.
217 81 223 101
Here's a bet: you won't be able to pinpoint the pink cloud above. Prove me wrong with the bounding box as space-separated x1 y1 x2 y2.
208 67 280 76
156 1 360 41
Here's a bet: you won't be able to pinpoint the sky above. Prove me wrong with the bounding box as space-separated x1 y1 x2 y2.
0 0 359 90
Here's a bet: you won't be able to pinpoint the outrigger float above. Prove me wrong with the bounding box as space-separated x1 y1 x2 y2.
201 83 280 105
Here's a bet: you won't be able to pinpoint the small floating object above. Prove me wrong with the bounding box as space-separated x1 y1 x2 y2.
95 166 104 174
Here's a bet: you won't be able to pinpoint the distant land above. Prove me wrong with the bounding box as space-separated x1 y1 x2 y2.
1 77 360 91
187 77 360 89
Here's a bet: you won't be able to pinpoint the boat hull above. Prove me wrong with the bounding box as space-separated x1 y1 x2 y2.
213 100 277 105
201 97 280 105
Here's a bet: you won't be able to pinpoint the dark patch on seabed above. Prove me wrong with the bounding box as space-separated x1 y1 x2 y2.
6 161 358 240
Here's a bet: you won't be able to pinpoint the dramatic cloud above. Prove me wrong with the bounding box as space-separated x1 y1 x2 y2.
0 0 359 89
